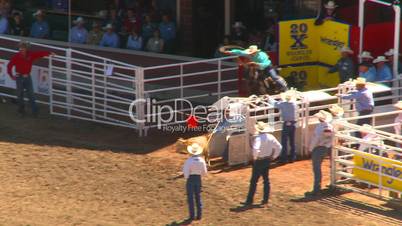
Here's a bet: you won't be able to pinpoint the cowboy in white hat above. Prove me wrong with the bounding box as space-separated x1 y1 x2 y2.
243 121 281 206
70 17 88 44
99 23 120 48
338 77 374 129
30 10 49 38
328 46 355 83
268 89 299 163
384 48 402 74
315 1 338 25
328 104 344 120
358 124 384 153
182 141 208 222
373 56 393 86
225 45 288 94
306 110 334 196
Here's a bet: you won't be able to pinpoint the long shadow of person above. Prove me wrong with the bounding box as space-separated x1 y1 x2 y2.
230 203 264 212
166 218 194 226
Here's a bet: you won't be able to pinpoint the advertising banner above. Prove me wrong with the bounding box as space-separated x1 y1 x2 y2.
353 152 402 192
318 20 350 66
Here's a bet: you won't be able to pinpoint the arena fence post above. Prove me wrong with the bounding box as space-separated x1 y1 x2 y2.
135 67 145 137
66 48 72 119
48 55 53 115
218 59 222 100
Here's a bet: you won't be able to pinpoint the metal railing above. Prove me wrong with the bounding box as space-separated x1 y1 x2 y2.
331 120 402 200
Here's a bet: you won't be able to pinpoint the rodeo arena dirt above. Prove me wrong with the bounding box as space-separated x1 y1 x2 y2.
1 4 402 226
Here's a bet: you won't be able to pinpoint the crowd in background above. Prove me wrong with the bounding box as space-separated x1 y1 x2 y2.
0 0 177 54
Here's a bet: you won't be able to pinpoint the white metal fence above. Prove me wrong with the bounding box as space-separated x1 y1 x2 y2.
331 118 402 200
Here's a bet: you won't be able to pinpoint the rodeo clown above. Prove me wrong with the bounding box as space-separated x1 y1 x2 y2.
242 121 282 207
182 140 208 222
224 45 288 93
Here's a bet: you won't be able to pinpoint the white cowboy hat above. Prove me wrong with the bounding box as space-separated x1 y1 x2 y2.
187 143 204 156
103 23 114 30
361 124 376 135
324 1 338 9
254 121 274 133
314 110 333 122
232 21 245 29
280 89 297 101
352 77 367 85
394 101 402 109
384 48 401 57
73 17 85 24
373 56 388 64
358 51 374 59
340 46 354 54
33 10 44 17
244 45 260 54
328 104 344 117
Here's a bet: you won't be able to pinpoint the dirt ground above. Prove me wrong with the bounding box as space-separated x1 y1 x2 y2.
0 102 401 226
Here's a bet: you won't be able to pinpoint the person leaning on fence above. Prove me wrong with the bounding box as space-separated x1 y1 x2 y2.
7 41 54 117
268 90 298 163
337 77 374 129
315 1 338 26
305 110 334 196
242 121 282 207
182 142 208 222
224 45 288 93
328 46 355 83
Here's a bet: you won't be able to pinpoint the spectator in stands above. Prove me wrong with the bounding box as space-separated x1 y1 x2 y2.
358 62 376 82
384 48 402 74
231 21 247 47
30 10 50 39
99 24 120 48
359 51 376 74
248 30 263 48
87 22 104 46
159 14 176 53
123 8 141 33
106 8 122 33
0 0 10 17
315 1 338 25
338 77 374 128
50 0 68 12
7 41 54 117
328 46 355 83
373 56 393 86
142 15 156 45
118 25 129 48
0 11 8 34
306 110 333 196
126 30 142 51
70 17 88 44
261 26 277 52
9 11 26 36
146 29 164 53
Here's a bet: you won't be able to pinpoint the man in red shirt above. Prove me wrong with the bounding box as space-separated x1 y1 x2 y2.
7 41 53 117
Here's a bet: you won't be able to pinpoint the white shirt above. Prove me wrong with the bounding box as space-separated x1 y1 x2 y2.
394 113 402 136
358 133 383 153
310 122 334 151
183 156 208 179
252 133 282 160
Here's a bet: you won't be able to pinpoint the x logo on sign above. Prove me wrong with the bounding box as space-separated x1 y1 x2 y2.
290 34 308 50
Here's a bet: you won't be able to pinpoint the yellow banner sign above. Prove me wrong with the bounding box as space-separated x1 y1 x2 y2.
279 19 350 66
279 19 318 65
280 65 340 91
353 153 402 192
318 21 350 66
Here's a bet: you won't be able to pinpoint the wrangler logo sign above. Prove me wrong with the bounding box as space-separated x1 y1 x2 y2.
353 153 402 192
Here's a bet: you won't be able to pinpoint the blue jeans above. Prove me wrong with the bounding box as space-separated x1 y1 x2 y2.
246 159 270 203
312 146 330 192
186 175 202 219
16 76 38 115
281 123 296 161
264 67 288 92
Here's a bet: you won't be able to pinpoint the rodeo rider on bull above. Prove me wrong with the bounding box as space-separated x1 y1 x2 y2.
224 45 288 94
